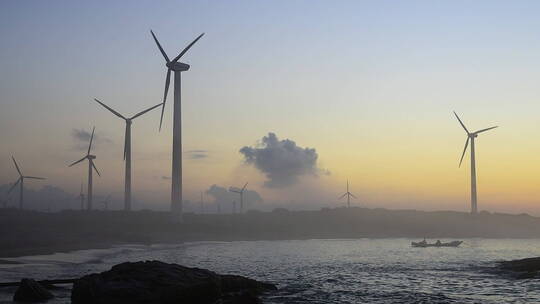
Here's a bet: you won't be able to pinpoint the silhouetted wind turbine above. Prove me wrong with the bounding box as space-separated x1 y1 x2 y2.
200 191 204 214
229 182 248 213
454 112 498 214
101 195 111 211
78 183 85 210
69 127 101 210
7 156 46 209
150 30 204 220
339 180 357 208
93 98 162 211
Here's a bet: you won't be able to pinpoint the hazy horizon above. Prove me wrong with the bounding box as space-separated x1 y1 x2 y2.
3 0 540 215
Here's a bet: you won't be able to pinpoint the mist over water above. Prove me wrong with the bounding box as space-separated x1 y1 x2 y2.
1 239 539 303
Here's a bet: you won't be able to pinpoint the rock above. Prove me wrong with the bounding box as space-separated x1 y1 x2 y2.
71 260 276 304
500 257 540 272
13 278 54 302
220 291 262 304
499 257 540 278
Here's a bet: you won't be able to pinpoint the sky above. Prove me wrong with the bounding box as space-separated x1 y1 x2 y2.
2 0 540 214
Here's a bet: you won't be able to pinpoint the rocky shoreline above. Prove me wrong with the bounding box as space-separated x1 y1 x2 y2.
10 261 277 304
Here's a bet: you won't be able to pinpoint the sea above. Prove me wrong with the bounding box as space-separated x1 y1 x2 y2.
1 238 540 303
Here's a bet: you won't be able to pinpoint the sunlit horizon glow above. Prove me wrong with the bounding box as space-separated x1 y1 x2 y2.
2 1 540 214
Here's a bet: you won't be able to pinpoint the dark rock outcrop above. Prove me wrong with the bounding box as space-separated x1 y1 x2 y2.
13 278 54 302
71 260 276 304
499 257 540 278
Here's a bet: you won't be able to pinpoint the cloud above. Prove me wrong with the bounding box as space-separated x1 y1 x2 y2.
240 133 325 188
205 184 263 208
185 150 209 160
71 129 112 151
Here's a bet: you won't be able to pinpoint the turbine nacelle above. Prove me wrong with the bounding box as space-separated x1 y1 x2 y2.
166 62 190 72
453 111 498 167
88 155 96 160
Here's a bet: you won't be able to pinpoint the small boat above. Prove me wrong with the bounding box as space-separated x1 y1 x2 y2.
411 239 463 248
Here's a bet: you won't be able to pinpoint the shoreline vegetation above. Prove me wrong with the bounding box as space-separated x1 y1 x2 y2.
2 207 540 258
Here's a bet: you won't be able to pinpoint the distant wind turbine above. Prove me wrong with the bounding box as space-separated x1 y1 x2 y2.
200 191 204 214
78 183 85 210
7 156 46 209
101 195 111 211
69 127 101 210
229 182 248 213
339 180 357 208
93 98 161 211
150 30 204 220
454 112 498 214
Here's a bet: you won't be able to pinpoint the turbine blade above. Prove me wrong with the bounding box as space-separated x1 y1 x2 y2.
69 156 87 167
172 33 204 63
131 103 163 120
459 137 470 167
241 182 248 191
338 193 347 199
87 127 95 155
92 162 101 177
24 176 46 180
11 156 22 176
159 70 171 131
7 178 21 194
453 111 470 134
124 123 128 161
474 126 498 134
94 98 126 119
350 193 357 199
150 30 170 63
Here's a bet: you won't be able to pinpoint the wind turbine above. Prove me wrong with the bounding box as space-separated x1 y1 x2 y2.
229 182 248 213
93 99 162 211
339 180 357 208
150 30 204 220
7 156 46 209
101 195 111 211
78 183 85 210
454 112 498 214
69 127 101 211
200 191 204 214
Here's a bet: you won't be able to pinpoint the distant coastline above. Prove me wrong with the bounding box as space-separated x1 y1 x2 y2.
2 207 540 258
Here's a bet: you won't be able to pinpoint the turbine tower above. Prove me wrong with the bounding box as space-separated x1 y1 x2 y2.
339 180 357 208
93 98 162 211
69 127 101 210
101 195 111 211
229 182 248 213
200 191 204 214
150 30 204 220
454 112 498 214
7 156 45 209
78 183 85 210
